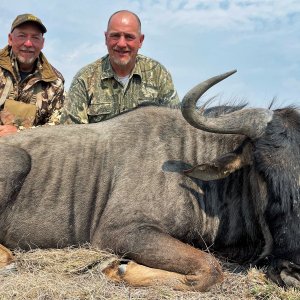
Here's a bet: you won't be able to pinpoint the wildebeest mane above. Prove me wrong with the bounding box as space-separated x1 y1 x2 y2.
254 108 300 208
251 107 300 264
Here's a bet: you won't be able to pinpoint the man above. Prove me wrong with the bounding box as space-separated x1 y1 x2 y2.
60 10 179 124
0 13 64 136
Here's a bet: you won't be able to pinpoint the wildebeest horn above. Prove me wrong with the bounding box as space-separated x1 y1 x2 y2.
181 70 274 139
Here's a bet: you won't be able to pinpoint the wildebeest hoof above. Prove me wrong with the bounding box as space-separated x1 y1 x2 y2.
101 258 132 281
280 261 300 289
267 259 300 289
118 264 127 275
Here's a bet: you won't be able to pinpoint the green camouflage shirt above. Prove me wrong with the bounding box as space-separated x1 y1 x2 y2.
60 54 179 124
0 46 65 126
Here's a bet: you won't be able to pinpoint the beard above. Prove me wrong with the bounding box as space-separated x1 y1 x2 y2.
110 47 137 68
16 47 37 67
110 55 132 67
17 55 36 66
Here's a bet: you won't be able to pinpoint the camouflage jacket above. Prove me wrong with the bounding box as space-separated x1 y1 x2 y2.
60 54 179 124
0 46 65 126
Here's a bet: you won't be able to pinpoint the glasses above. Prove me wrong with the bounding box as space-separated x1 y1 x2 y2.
12 33 43 45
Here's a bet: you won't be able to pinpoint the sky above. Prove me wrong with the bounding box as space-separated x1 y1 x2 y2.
0 0 299 108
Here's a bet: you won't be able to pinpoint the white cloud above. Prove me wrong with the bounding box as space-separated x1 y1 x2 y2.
137 0 300 33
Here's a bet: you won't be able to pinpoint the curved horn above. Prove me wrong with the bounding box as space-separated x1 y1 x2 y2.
181 70 274 139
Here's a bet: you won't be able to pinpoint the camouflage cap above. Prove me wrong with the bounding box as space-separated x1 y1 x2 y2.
11 13 47 33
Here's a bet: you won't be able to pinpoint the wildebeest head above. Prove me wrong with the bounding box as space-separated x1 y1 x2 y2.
182 71 300 287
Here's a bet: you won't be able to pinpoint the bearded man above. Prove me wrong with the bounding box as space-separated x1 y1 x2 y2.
0 14 65 136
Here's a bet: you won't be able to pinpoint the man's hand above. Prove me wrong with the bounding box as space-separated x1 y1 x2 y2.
0 125 18 137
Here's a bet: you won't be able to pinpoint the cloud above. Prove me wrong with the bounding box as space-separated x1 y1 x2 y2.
138 0 300 33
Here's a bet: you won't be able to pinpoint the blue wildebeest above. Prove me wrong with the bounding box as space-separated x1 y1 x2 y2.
0 71 299 291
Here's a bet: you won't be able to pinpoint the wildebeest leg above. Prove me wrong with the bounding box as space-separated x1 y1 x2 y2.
103 259 222 291
0 143 31 212
0 144 31 269
99 231 223 291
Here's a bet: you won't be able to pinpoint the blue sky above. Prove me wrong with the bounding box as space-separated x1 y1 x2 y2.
1 0 299 107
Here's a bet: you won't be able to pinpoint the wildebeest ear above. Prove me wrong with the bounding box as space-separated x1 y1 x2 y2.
183 153 241 180
184 151 251 181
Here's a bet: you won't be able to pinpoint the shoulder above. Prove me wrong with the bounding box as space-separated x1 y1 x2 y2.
73 55 108 80
0 47 14 76
51 66 65 83
38 52 64 83
135 55 174 83
136 54 169 73
135 55 173 80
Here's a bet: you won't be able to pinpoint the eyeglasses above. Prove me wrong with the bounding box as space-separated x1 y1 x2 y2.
12 33 43 45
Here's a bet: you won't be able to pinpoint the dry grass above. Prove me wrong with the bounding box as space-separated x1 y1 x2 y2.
0 245 299 300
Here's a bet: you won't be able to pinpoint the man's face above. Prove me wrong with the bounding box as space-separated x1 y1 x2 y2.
8 22 44 71
105 13 144 73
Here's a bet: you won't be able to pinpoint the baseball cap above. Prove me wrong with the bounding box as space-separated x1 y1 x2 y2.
11 13 47 33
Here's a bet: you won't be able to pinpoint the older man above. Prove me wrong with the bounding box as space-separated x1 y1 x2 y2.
0 13 64 136
60 10 179 124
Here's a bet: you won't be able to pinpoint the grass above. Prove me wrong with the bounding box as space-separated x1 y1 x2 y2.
0 245 299 300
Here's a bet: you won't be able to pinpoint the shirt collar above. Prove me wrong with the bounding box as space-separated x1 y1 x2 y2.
100 54 143 81
10 48 39 78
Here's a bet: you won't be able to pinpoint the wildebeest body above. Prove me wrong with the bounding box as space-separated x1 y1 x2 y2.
0 71 299 291
0 108 250 254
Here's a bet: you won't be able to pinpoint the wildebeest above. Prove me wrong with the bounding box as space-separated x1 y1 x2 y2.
0 71 299 291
